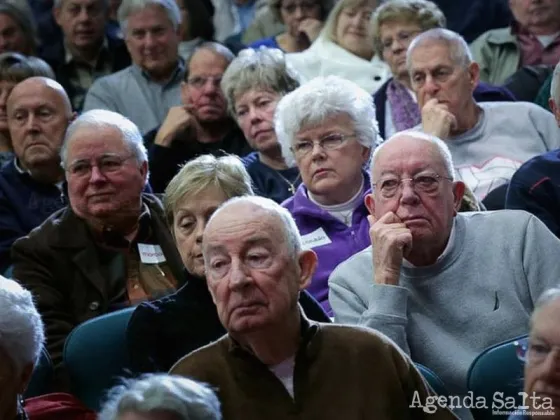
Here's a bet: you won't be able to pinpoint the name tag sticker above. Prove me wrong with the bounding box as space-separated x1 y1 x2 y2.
301 228 332 250
138 244 166 264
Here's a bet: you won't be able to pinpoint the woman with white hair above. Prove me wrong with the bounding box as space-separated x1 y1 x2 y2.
276 75 376 315
99 374 222 420
0 275 95 420
510 287 560 419
286 0 390 94
221 47 302 203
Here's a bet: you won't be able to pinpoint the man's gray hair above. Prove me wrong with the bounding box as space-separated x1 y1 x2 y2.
205 196 303 259
184 42 235 82
274 75 380 167
370 130 456 184
98 374 222 420
534 287 560 316
406 28 473 71
220 47 301 117
61 109 148 168
550 61 560 105
0 276 45 374
118 0 181 34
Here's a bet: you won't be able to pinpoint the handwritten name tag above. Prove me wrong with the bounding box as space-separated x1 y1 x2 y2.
138 244 167 264
301 228 332 250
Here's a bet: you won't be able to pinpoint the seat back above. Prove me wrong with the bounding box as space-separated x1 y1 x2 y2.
25 347 53 398
467 335 527 420
415 363 448 396
63 307 136 411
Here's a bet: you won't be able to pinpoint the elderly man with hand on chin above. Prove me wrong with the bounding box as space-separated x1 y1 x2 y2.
170 195 455 420
329 130 560 419
409 28 560 202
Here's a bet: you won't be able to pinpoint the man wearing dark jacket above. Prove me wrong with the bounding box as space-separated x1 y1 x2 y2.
40 0 131 111
12 109 184 386
145 42 252 193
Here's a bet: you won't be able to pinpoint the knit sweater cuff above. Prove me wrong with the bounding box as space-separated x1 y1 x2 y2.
366 284 408 319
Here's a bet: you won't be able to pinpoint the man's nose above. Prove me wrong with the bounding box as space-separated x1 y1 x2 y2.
228 260 251 289
399 180 420 204
89 165 108 183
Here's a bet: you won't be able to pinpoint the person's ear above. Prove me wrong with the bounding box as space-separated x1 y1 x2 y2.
139 160 148 182
549 98 560 127
452 181 466 214
297 250 317 290
468 61 480 92
364 192 375 215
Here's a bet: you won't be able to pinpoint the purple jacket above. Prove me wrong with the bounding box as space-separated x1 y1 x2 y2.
283 174 372 316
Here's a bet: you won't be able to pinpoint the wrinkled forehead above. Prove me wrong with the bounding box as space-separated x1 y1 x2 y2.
373 136 446 177
409 40 454 70
188 49 229 76
66 125 129 159
203 205 284 249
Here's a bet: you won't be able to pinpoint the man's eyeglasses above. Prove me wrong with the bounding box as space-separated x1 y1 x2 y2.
373 173 452 198
187 76 222 89
291 133 356 157
515 337 560 364
66 154 135 177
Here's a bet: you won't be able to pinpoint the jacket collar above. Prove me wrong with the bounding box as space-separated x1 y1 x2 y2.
485 26 518 45
227 311 321 363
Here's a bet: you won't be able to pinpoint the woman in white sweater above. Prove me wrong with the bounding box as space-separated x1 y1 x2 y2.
286 0 390 94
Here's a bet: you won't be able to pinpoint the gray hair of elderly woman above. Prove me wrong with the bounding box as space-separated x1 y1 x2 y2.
0 2 38 55
98 374 222 420
164 154 254 227
0 53 55 83
406 28 472 72
371 0 446 57
0 276 45 374
60 109 148 168
321 0 376 43
370 130 455 183
118 0 181 34
220 47 301 117
274 75 379 167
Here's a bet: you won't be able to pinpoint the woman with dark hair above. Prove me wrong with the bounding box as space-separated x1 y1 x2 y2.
0 53 54 166
175 0 215 61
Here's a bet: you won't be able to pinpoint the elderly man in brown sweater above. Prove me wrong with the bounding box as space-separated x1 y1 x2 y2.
170 196 455 419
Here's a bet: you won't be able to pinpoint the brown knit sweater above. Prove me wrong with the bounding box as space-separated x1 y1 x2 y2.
170 319 457 419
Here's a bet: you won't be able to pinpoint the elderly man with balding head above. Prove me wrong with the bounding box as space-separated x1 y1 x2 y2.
11 109 185 387
0 77 74 274
409 28 560 203
329 130 560 419
170 195 455 420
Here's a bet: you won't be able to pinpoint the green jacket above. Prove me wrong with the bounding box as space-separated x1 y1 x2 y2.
470 27 520 85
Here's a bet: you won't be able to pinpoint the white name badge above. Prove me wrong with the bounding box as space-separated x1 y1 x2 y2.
138 244 167 264
300 227 332 250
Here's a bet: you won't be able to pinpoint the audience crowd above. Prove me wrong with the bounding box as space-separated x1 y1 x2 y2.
1 0 560 418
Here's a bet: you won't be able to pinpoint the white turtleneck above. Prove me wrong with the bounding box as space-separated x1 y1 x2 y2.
308 176 365 226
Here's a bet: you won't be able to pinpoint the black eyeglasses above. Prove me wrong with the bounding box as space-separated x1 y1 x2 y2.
373 173 452 198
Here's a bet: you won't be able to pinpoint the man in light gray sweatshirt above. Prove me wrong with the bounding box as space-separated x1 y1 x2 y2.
329 131 560 419
408 28 560 201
